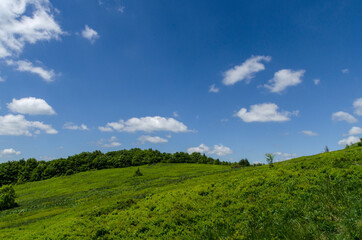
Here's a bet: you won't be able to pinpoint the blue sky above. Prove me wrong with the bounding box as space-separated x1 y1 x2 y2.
0 0 361 163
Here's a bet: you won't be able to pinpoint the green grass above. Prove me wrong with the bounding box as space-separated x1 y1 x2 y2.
0 147 361 239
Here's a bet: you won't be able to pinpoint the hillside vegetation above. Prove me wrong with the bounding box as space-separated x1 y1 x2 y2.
0 147 361 239
0 148 228 187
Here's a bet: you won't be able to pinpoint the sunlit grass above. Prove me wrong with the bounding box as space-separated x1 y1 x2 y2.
0 147 361 239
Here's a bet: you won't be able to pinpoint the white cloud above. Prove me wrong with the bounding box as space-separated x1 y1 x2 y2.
353 98 362 116
348 126 362 136
341 69 349 74
0 0 63 59
332 111 357 123
222 55 271 86
99 116 190 133
301 130 318 136
98 136 121 148
173 112 179 118
338 136 360 146
235 103 297 122
274 152 297 161
274 152 297 158
6 60 55 82
117 6 125 13
63 122 88 131
138 135 168 144
209 144 233 156
103 141 121 148
0 148 21 157
187 144 232 156
7 97 55 115
209 84 219 93
264 69 305 93
0 114 57 136
313 79 320 85
82 25 99 43
187 144 210 154
0 73 4 82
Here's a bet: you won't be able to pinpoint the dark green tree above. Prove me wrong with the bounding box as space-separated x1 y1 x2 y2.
133 168 143 177
0 185 17 210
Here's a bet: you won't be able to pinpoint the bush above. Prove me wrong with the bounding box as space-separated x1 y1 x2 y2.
133 168 143 177
0 185 17 211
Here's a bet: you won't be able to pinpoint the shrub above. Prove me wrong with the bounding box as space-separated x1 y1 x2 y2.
133 168 143 177
265 153 275 166
0 185 17 211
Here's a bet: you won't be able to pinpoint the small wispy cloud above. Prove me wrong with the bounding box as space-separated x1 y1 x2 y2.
332 111 357 123
222 55 271 86
138 135 168 144
82 25 99 44
6 60 56 82
264 69 305 93
63 123 89 131
341 69 349 74
209 84 219 93
301 130 318 136
98 136 121 148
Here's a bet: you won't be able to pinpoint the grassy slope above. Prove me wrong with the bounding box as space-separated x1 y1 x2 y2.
0 147 361 239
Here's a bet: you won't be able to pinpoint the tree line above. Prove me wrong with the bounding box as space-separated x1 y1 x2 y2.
0 148 236 187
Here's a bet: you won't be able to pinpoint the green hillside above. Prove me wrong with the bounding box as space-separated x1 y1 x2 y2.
0 147 361 239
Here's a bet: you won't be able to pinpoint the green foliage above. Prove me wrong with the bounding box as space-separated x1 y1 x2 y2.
238 158 250 167
0 147 360 239
265 153 275 166
134 168 143 177
0 185 17 211
0 149 232 187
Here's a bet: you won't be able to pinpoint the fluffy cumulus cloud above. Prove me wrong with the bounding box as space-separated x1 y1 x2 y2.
331 111 357 123
6 60 55 82
0 0 63 59
0 114 57 136
348 126 362 136
209 144 233 156
99 116 190 133
7 97 55 115
353 98 362 116
187 144 232 156
0 148 21 157
301 130 318 136
338 136 360 146
222 55 271 86
63 122 89 131
209 84 219 93
82 25 99 43
264 69 305 93
187 144 210 154
235 103 298 123
138 135 168 144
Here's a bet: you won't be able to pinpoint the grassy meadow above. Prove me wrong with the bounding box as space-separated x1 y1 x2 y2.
0 147 361 239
